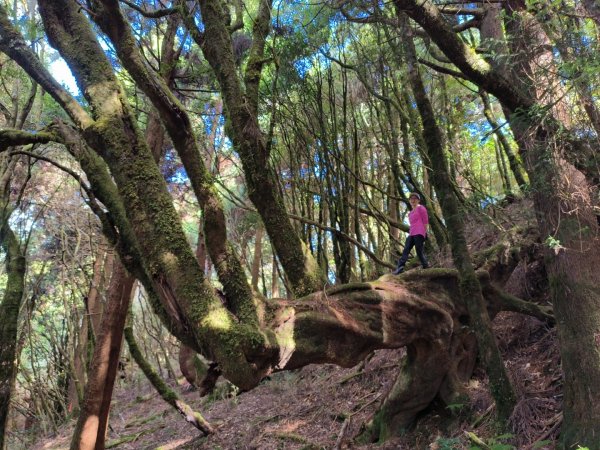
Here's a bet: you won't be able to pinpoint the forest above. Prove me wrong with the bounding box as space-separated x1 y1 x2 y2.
0 0 599 449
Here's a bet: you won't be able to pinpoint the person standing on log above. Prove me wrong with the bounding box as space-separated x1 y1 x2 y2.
393 193 430 274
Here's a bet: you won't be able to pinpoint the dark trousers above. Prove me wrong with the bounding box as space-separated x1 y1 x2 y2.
395 234 428 272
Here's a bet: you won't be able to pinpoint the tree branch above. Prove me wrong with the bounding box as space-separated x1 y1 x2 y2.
0 4 92 128
393 0 532 112
288 213 395 269
0 128 59 151
417 57 471 80
119 0 178 18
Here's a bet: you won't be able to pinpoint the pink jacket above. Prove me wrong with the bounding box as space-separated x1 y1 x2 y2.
408 205 429 237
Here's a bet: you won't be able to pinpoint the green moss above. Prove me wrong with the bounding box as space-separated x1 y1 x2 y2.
201 308 233 331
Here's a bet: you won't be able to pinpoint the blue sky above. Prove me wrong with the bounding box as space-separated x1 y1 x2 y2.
49 57 79 94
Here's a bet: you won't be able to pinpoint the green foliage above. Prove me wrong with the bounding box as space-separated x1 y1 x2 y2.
435 436 463 449
467 432 515 450
445 402 466 414
544 235 564 253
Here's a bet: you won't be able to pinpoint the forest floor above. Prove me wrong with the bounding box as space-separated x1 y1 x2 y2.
29 200 562 450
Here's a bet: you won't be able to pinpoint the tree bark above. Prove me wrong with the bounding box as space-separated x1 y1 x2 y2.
398 13 515 423
89 0 259 327
251 226 264 292
67 247 110 414
70 262 134 450
0 209 26 450
34 0 269 387
4 2 592 445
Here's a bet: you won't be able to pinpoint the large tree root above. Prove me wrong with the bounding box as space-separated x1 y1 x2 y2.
366 338 452 441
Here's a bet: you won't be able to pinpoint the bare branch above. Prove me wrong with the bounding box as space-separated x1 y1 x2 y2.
119 0 178 18
417 57 470 80
288 213 395 269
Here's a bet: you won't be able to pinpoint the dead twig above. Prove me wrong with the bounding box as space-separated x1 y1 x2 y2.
334 416 351 450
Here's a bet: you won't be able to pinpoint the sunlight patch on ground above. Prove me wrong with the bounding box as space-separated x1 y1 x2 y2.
267 419 307 433
154 437 193 449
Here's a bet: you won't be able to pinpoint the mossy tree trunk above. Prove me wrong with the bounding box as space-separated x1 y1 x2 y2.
0 207 26 450
30 0 271 388
0 2 578 443
0 64 34 450
182 0 325 296
88 0 259 326
501 3 600 445
393 1 600 446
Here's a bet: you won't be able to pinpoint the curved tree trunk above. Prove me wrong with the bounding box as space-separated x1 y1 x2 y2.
271 270 525 432
1 2 586 446
18 0 269 389
88 0 260 327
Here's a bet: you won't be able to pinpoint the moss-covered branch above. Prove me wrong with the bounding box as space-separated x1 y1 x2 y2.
244 0 273 115
393 0 531 113
489 286 554 323
125 316 213 435
36 0 270 388
0 128 58 151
